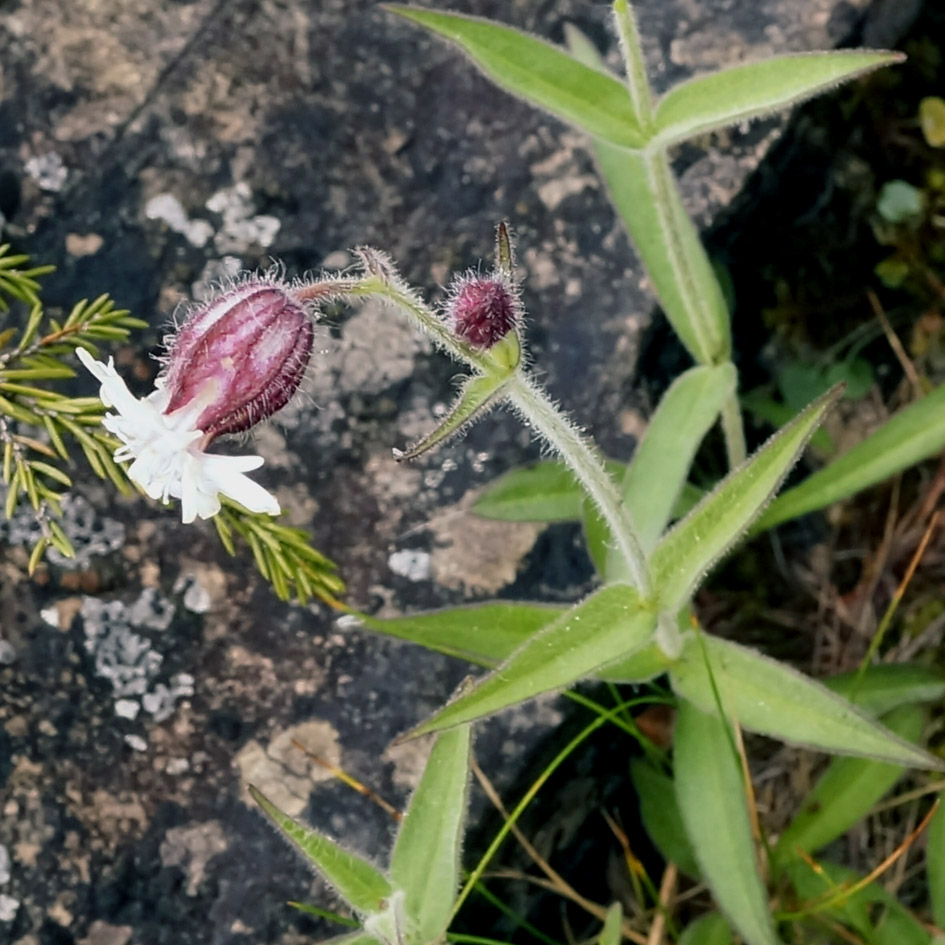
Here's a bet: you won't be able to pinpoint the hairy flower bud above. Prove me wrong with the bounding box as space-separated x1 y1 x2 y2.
447 275 519 350
78 277 316 524
163 281 314 441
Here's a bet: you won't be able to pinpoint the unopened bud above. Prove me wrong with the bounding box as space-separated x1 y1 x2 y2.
162 280 314 441
447 274 519 350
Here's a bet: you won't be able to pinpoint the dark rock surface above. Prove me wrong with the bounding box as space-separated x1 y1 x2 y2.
0 0 908 941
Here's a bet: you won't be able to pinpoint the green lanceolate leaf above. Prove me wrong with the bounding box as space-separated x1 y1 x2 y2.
473 458 625 522
250 787 393 915
598 143 730 364
774 704 923 865
599 903 623 945
678 914 735 945
674 700 780 945
670 634 942 769
620 363 736 556
385 6 645 149
651 388 839 612
630 757 700 878
564 27 731 367
756 382 945 531
406 584 657 737
928 791 945 930
356 601 565 667
651 51 903 148
391 724 471 942
586 364 735 579
824 663 945 716
395 373 508 460
358 600 672 684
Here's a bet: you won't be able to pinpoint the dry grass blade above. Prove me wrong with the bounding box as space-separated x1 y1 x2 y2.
644 864 677 945
785 800 940 919
857 510 940 678
470 758 649 945
290 738 402 822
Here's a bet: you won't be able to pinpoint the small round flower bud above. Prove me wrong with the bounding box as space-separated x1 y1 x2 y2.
447 275 519 350
162 281 314 441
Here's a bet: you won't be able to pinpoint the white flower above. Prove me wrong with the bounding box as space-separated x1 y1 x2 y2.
77 348 280 524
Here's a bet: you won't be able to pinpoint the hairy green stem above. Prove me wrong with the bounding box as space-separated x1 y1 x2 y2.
642 149 747 466
350 270 651 593
612 0 653 128
720 389 747 468
505 373 650 594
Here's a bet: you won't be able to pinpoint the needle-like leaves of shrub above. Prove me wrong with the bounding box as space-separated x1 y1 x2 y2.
406 584 656 737
390 724 471 943
670 635 942 768
250 786 393 915
678 914 735 945
927 791 945 930
630 757 700 878
473 459 625 522
674 700 780 945
823 663 945 716
755 382 945 531
651 388 839 612
773 704 923 866
651 51 904 148
385 6 645 149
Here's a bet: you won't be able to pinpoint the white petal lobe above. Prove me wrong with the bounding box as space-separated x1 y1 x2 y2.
77 351 280 523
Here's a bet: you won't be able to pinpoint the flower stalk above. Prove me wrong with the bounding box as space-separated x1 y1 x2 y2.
344 258 651 596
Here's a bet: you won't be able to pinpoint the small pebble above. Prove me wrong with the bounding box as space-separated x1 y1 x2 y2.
0 894 19 921
388 549 432 582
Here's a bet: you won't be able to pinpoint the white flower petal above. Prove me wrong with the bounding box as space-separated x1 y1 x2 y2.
77 350 279 524
201 455 280 516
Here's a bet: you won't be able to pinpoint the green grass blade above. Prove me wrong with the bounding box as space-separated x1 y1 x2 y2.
391 725 471 942
651 388 838 612
928 791 945 930
385 6 645 148
652 51 903 148
630 757 700 878
407 585 657 737
674 700 780 945
824 663 945 716
678 914 734 945
250 787 393 914
756 382 945 531
671 635 942 769
773 704 923 866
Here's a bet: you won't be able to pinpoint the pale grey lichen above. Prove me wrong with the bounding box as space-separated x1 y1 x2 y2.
1 493 124 566
81 590 192 730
